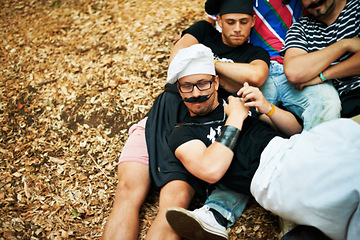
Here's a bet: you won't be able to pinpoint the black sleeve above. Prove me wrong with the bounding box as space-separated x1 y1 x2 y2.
182 20 216 43
169 126 196 153
248 45 270 66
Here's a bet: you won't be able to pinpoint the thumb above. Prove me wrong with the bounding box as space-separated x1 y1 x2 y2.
244 82 249 87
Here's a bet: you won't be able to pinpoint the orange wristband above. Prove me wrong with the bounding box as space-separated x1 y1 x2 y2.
266 104 275 117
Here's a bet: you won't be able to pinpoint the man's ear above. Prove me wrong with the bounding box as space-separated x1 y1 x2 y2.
214 75 220 91
216 15 222 28
251 15 256 27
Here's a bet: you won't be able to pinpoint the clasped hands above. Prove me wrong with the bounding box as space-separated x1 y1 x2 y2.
224 82 273 122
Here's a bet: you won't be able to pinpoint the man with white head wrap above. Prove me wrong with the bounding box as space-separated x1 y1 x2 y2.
163 44 302 240
165 45 360 240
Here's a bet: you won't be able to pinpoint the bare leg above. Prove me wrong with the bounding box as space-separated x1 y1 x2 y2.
102 162 150 240
146 180 195 240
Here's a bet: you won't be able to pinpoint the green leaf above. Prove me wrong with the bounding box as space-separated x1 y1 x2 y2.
71 209 79 217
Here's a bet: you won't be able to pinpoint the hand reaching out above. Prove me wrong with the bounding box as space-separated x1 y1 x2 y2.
236 82 302 135
237 82 272 115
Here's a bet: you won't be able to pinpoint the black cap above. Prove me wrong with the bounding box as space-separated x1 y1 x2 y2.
205 0 254 16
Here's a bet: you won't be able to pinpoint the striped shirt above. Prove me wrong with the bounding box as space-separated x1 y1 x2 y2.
250 0 303 63
281 0 360 96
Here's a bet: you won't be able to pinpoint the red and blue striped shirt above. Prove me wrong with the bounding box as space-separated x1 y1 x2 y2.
250 0 303 63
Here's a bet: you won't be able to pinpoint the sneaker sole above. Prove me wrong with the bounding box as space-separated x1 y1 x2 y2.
166 207 228 240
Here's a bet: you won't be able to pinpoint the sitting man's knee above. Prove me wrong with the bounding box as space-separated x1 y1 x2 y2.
116 177 146 199
175 189 194 206
160 182 194 207
114 180 134 200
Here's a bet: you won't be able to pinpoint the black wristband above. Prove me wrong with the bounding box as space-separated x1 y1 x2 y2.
216 125 240 151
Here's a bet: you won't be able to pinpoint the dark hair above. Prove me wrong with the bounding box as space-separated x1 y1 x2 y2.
282 0 291 5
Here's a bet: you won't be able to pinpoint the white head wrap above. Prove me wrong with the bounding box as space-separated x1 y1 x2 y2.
167 44 216 84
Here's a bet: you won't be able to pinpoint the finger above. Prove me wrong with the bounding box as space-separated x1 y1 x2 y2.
244 101 256 107
240 87 252 98
238 82 251 96
227 95 235 102
243 92 255 102
237 85 247 96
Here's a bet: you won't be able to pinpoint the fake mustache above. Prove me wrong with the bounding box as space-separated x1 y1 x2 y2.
183 93 214 103
307 0 326 9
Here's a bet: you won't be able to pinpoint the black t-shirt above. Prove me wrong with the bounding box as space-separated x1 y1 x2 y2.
182 21 270 66
184 21 269 62
169 103 282 196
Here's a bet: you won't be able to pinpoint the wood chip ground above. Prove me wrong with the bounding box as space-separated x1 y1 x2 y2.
1 0 280 239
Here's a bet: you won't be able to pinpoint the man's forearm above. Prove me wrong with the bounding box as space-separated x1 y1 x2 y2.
215 60 269 88
322 51 360 80
284 40 352 83
169 34 199 65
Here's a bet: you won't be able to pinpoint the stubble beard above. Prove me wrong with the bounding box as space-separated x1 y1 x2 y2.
309 0 335 19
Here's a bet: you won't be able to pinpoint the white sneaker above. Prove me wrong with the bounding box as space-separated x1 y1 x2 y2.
279 217 297 238
166 205 229 240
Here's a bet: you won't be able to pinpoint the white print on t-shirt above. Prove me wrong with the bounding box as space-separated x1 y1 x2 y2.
207 126 222 143
206 110 252 143
213 55 234 63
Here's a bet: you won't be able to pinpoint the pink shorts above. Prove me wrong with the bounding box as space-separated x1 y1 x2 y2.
118 117 149 166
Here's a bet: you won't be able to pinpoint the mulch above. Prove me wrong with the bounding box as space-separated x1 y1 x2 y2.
0 0 280 239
